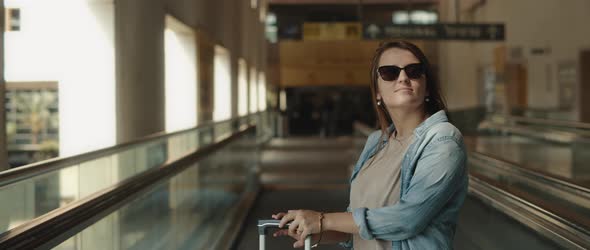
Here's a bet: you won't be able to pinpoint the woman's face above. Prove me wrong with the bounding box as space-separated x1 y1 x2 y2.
376 48 428 112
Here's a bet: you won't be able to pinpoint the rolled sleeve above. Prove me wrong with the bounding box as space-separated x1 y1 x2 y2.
352 207 375 240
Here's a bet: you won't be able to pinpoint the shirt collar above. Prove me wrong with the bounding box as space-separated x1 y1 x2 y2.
383 110 448 143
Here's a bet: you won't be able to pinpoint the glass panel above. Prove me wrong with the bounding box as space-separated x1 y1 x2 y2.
113 149 137 183
0 164 81 234
187 131 198 152
0 179 35 233
199 128 214 146
79 157 113 198
473 135 583 181
145 141 168 169
1 115 256 237
55 131 257 249
167 134 184 162
214 121 232 140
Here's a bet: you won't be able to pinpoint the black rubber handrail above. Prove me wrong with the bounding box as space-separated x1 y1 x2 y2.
0 124 256 249
0 113 259 188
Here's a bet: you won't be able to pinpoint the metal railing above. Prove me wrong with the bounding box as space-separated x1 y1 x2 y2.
0 124 258 249
0 110 280 249
479 114 590 143
0 112 270 238
489 114 590 131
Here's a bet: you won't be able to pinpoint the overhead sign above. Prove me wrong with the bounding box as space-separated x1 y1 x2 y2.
364 23 505 41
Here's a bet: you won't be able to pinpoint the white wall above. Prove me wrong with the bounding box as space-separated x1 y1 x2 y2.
438 41 480 110
439 0 590 119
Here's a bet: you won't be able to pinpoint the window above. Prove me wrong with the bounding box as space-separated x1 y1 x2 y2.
249 67 258 113
165 15 198 132
238 58 249 116
258 71 266 111
213 45 232 121
6 8 21 31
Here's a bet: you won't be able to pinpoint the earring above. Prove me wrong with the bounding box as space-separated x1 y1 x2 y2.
377 100 382 106
425 97 430 102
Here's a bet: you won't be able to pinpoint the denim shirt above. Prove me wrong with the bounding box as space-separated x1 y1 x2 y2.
343 110 468 250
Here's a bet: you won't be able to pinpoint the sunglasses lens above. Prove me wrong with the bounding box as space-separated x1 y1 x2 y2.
404 64 425 79
378 66 401 81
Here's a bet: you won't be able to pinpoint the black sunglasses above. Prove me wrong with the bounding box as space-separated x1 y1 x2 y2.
377 63 425 81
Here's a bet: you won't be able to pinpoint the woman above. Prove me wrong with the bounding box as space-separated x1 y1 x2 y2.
271 40 468 249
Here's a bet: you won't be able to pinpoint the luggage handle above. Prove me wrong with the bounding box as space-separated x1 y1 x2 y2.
257 220 312 250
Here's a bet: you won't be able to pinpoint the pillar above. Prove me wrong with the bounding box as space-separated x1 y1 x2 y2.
115 0 166 143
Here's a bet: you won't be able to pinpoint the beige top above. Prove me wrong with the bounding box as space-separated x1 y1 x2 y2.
350 134 414 250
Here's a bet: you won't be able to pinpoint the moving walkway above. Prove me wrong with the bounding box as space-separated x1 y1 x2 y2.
1 113 589 249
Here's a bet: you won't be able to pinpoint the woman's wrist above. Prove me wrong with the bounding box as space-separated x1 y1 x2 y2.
312 212 325 248
322 212 358 234
323 212 335 231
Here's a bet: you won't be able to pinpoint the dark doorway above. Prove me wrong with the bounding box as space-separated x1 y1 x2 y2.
285 86 376 136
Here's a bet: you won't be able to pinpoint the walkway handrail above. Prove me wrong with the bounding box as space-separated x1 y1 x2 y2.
0 113 260 188
0 124 257 249
352 121 375 137
478 120 590 144
489 114 590 131
469 174 590 249
471 151 590 197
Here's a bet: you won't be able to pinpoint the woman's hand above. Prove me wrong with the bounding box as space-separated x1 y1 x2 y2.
272 226 319 248
271 210 323 248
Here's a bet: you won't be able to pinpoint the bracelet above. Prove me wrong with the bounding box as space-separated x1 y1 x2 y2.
311 212 325 248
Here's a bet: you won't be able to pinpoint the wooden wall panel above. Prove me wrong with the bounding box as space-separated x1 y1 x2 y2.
279 40 432 87
279 40 379 87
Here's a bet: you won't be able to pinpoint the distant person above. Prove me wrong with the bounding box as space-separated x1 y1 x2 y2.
271 40 468 249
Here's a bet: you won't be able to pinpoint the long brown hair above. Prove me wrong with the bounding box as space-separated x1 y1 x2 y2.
369 40 447 140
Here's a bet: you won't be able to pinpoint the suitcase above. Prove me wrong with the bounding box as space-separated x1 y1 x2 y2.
258 220 312 250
